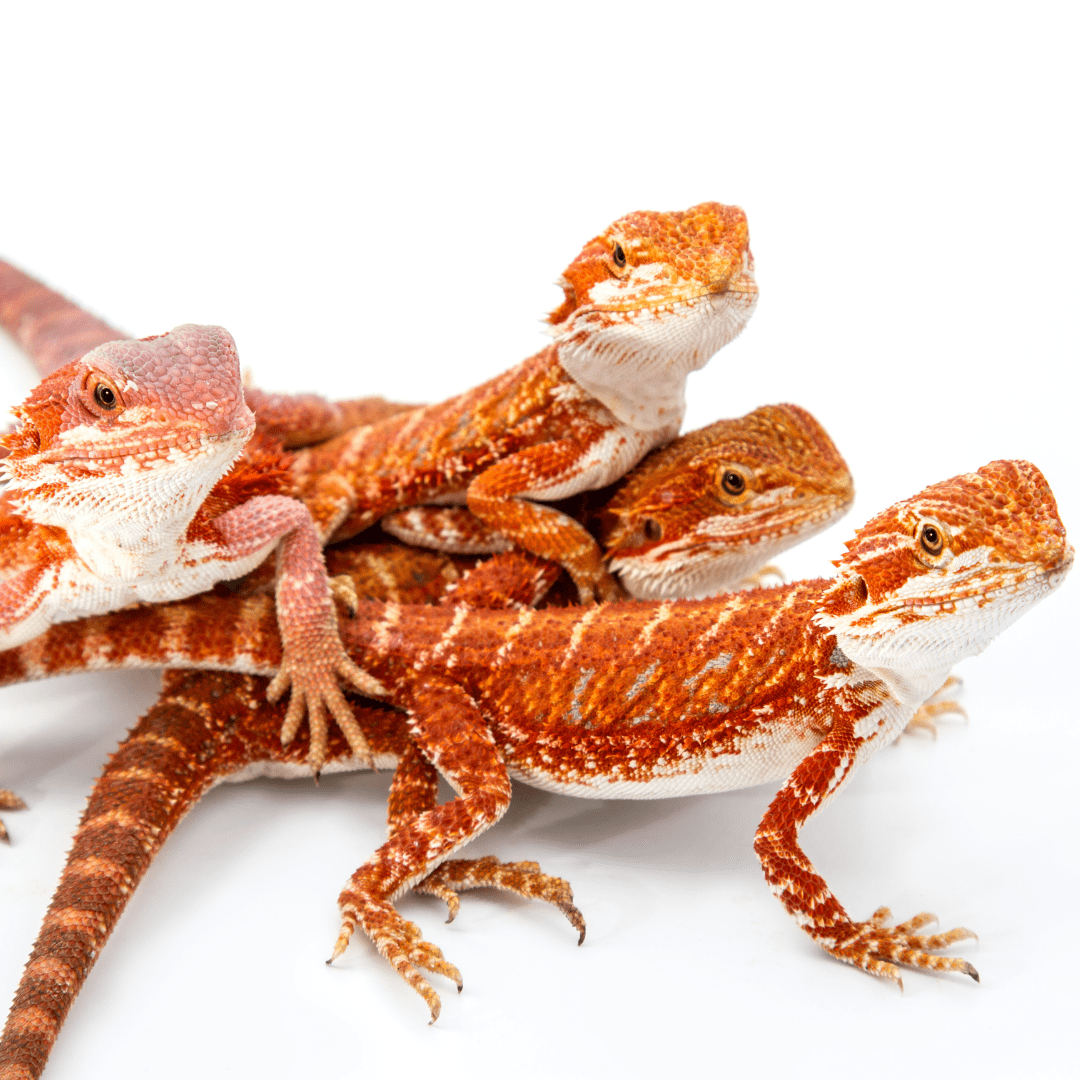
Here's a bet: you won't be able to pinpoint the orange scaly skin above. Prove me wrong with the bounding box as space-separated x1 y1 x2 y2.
292 202 757 601
0 262 121 377
0 461 1068 1030
0 257 417 448
379 403 854 599
0 327 382 773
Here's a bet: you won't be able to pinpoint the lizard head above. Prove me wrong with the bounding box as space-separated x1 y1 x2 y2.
600 404 854 598
817 459 1072 699
548 202 758 431
1 324 255 481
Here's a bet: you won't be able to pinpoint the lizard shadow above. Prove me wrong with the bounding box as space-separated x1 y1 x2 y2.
475 780 779 880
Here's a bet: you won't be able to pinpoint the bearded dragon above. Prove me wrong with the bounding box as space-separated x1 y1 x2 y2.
0 256 416 448
292 202 757 601
377 402 851 599
0 399 856 1068
0 460 1067 1036
0 325 382 774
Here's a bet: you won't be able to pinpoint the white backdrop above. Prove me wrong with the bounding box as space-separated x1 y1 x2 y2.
0 3 1077 1077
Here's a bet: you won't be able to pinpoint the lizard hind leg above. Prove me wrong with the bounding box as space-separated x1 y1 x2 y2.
332 678 515 1021
388 742 586 941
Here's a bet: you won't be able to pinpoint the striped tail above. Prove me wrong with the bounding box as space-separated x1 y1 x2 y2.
0 260 124 377
0 670 404 1078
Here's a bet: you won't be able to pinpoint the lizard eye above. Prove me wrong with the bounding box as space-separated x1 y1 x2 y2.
612 242 627 268
717 465 751 504
913 518 952 567
81 372 124 416
93 382 117 410
919 522 945 555
722 470 745 495
643 518 663 542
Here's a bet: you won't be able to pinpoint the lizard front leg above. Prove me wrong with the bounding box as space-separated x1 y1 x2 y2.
466 441 631 603
754 713 978 986
212 494 385 773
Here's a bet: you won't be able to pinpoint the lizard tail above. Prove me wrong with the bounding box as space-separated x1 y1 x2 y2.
0 671 405 1078
0 259 125 377
0 672 265 1079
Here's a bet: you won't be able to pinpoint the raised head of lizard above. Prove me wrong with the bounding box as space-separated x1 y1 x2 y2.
550 201 757 431
817 458 1072 706
1 325 254 584
598 403 854 598
295 203 757 602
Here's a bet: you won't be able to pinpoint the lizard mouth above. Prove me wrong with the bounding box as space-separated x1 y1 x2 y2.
586 273 759 317
38 423 253 469
715 261 758 297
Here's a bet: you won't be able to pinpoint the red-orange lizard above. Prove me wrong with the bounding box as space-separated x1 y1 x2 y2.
291 201 758 601
0 326 383 778
0 459 1066 1050
380 403 852 600
0 394 853 834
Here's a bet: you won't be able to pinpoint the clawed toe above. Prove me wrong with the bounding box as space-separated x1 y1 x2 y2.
415 856 586 943
332 899 461 1022
0 790 28 843
832 907 978 984
905 676 967 737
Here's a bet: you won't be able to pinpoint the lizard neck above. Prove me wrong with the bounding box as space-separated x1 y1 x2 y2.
842 655 947 709
552 289 754 431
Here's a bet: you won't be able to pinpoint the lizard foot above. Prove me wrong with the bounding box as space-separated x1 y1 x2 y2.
742 564 785 588
330 899 461 1023
415 856 586 943
269 644 386 774
826 906 978 986
0 790 27 843
574 568 627 604
904 676 966 738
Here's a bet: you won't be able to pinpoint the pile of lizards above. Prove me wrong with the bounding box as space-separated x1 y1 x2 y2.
0 202 1070 1076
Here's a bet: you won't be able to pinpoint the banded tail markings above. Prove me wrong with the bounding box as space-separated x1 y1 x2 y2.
0 674 255 1079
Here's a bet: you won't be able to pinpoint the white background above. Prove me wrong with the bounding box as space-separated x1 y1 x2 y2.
0 2 1077 1077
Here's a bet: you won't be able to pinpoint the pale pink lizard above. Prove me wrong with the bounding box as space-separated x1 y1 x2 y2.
0 326 382 773
0 256 417 447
